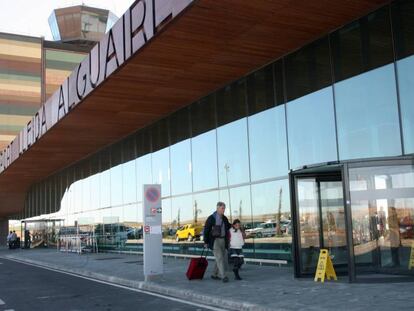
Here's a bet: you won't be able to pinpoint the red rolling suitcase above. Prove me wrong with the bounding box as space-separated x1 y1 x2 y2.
186 249 208 280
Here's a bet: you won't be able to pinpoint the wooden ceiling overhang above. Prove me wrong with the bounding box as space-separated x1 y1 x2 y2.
0 0 390 217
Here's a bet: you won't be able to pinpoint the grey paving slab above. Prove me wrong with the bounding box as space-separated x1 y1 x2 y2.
0 258 216 311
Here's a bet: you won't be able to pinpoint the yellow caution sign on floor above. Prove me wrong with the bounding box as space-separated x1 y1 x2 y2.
314 249 337 282
409 243 414 270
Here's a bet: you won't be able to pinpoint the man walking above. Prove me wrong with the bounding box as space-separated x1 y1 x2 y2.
203 202 231 282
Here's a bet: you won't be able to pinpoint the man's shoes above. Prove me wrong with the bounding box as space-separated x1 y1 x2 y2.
211 275 220 280
222 276 229 283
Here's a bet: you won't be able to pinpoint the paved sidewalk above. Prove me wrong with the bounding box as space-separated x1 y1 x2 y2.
1 248 414 311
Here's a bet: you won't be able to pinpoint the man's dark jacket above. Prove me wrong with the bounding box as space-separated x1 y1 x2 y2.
203 212 231 249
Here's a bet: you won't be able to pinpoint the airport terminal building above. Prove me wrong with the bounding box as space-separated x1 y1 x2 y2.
0 0 413 282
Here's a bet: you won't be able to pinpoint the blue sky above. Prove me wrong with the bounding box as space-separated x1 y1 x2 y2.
0 0 134 40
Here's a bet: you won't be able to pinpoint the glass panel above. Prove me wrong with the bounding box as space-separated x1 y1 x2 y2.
171 195 194 241
169 108 190 145
136 129 152 157
100 170 111 208
82 176 91 211
397 56 414 154
170 139 192 195
273 60 286 106
152 148 171 197
162 198 172 237
287 87 338 168
217 119 250 187
90 173 100 210
136 154 152 202
195 191 220 226
331 6 394 83
122 159 137 204
285 37 332 101
349 164 414 275
248 106 288 181
73 180 83 215
392 1 414 154
247 64 275 115
191 94 216 137
335 64 401 160
296 178 320 273
392 0 414 61
251 180 291 261
217 80 247 126
320 181 347 267
192 130 218 192
100 150 111 208
110 164 123 207
219 185 254 258
151 119 169 152
219 185 252 225
124 202 139 241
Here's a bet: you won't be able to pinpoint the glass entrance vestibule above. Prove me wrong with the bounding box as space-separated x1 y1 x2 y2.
290 158 414 282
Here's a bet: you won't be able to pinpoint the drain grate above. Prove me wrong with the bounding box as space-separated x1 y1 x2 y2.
94 257 124 261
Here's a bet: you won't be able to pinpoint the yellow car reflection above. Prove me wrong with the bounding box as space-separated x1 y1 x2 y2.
175 224 203 242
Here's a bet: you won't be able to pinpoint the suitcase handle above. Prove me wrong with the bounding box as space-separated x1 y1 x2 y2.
199 247 209 260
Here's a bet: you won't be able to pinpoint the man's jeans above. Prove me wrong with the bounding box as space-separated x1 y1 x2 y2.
212 238 227 279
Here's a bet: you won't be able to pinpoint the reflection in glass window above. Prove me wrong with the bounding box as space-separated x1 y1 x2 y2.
396 56 414 154
171 195 194 229
287 87 337 168
251 180 291 260
192 130 218 191
217 80 247 126
152 148 170 197
162 198 172 226
247 65 275 115
90 173 100 210
335 65 401 160
191 95 216 137
251 180 290 224
217 119 250 187
249 106 288 181
136 154 152 202
274 60 286 106
151 119 169 153
169 108 190 145
100 170 111 208
349 164 414 274
331 6 394 83
110 164 123 206
194 191 219 224
123 203 138 225
219 185 252 225
285 37 332 101
82 176 91 211
170 140 192 195
122 160 137 204
73 180 83 214
392 1 414 154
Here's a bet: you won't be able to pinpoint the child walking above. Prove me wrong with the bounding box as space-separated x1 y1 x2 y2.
229 219 245 280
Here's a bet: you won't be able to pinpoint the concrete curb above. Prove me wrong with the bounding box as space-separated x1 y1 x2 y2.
1 254 279 311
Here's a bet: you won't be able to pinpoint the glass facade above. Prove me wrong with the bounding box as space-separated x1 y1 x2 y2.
17 0 414 267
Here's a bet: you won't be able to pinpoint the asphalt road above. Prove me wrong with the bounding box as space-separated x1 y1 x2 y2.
0 259 225 311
